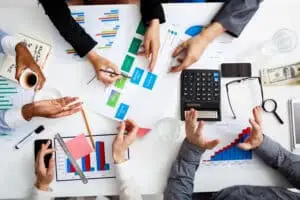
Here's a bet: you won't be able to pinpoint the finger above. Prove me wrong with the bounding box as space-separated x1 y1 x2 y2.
149 45 159 71
137 50 146 57
125 119 137 132
172 42 186 57
39 149 55 170
47 156 55 175
117 121 126 139
110 75 122 82
170 56 194 73
63 102 83 111
50 107 81 118
15 65 24 81
55 97 78 106
253 106 263 126
249 118 260 134
177 57 184 63
195 121 205 136
238 142 252 151
35 73 46 91
144 39 151 58
205 139 220 150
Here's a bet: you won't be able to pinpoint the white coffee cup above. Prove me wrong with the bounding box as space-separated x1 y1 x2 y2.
19 68 38 90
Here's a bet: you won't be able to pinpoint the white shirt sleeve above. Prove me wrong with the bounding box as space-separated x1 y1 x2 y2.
4 107 28 129
115 160 143 200
25 186 53 200
1 35 21 56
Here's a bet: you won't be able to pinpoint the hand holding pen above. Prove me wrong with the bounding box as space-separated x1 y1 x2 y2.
87 68 132 85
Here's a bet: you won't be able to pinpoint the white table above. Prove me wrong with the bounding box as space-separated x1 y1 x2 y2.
1 1 300 199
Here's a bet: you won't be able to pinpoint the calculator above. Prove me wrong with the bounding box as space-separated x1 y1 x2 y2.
180 69 221 121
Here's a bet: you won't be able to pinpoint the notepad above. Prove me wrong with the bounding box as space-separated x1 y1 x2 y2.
65 134 93 160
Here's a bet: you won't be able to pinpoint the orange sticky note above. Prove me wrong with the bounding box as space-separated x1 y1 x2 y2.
137 128 151 137
65 134 93 160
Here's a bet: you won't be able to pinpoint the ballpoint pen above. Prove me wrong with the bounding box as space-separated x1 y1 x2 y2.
87 69 132 85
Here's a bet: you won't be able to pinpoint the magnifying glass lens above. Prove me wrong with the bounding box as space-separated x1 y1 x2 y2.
263 100 276 112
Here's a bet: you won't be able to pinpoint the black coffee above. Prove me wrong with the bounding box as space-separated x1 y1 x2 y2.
26 74 37 87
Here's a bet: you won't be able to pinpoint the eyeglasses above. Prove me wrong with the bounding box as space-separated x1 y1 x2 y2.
226 77 264 119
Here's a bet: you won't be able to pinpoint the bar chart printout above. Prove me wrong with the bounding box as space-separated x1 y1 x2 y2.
201 127 254 166
55 134 129 181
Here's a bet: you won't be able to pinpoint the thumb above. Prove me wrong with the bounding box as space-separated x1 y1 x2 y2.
238 142 252 151
205 139 220 149
15 65 24 81
117 122 126 139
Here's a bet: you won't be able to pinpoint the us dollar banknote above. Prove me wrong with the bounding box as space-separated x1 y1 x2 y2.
261 62 300 86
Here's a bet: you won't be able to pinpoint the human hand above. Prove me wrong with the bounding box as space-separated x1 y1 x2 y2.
185 109 220 149
138 19 160 71
238 106 264 150
15 43 46 90
22 97 82 121
171 22 225 72
112 120 139 164
87 51 121 85
35 140 55 191
170 34 209 72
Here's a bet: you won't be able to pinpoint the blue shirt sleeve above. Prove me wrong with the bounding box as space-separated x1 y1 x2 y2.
0 110 13 135
0 30 9 54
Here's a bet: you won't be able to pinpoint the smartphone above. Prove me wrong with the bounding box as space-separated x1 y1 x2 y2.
221 63 251 77
34 139 52 168
289 99 300 150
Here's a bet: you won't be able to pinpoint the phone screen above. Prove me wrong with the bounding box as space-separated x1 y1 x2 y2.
34 139 52 168
293 103 300 144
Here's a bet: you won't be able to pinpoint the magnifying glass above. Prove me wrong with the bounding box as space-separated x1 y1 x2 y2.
262 99 284 124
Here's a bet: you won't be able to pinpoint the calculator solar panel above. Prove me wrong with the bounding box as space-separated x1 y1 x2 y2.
181 69 221 121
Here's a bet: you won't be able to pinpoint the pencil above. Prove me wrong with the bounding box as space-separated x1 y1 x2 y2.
81 109 96 150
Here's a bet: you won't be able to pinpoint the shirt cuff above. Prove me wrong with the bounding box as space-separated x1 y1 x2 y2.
4 108 28 129
1 35 22 56
31 186 52 199
178 139 205 163
115 160 132 182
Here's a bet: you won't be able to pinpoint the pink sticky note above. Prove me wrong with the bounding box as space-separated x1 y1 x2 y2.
65 134 93 160
137 128 151 137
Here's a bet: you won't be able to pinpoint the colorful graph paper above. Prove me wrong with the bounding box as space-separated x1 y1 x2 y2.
99 9 119 22
71 12 85 24
206 127 252 162
55 134 129 181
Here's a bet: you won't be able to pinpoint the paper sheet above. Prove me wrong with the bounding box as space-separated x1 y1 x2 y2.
65 134 93 160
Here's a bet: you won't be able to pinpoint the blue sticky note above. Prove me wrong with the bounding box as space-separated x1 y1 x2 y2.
143 72 157 90
115 103 129 120
131 67 144 85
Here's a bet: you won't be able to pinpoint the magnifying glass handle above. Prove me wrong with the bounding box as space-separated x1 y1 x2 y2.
274 111 284 124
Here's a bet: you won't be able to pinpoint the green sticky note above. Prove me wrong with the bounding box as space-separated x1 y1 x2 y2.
115 77 127 89
107 90 121 108
128 37 142 55
136 21 146 35
121 55 135 73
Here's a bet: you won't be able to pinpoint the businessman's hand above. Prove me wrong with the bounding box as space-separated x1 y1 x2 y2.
15 43 46 90
87 51 121 85
171 22 225 72
113 120 139 164
22 97 82 121
185 109 220 149
238 106 264 150
138 19 160 71
35 140 55 191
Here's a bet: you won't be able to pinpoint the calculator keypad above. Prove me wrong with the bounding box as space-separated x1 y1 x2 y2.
182 70 220 103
